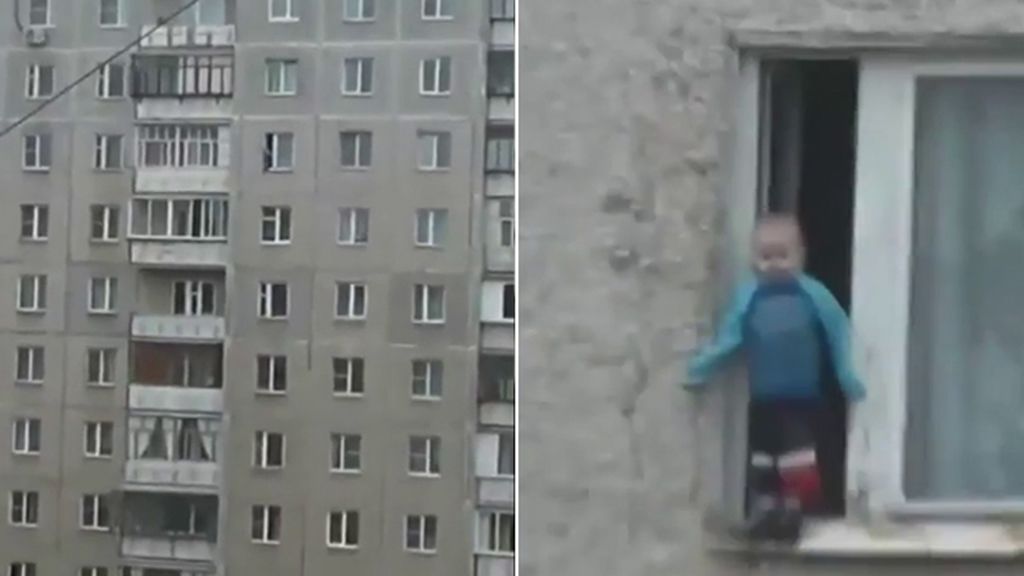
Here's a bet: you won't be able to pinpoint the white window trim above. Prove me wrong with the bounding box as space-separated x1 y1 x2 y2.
80 495 109 531
421 0 453 20
128 196 228 241
417 132 450 171
16 275 46 314
337 208 369 246
415 209 446 248
87 348 116 387
408 436 440 478
83 422 112 459
326 511 359 549
15 346 43 385
330 433 361 473
476 510 515 556
332 357 364 397
340 131 371 170
256 354 287 394
22 134 50 172
419 58 451 96
412 284 446 324
98 0 124 27
265 60 298 96
343 0 375 22
264 133 294 172
268 0 297 21
341 58 373 96
91 205 119 243
87 277 117 315
96 63 126 99
334 282 367 321
20 205 47 242
94 134 123 171
258 282 289 320
171 280 216 317
9 491 37 528
252 505 281 544
25 64 53 100
404 515 438 554
260 207 292 245
411 360 442 400
28 0 52 26
11 419 39 456
254 431 285 469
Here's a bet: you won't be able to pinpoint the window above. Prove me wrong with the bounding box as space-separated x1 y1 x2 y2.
342 58 373 96
15 346 44 385
421 0 452 19
502 283 515 320
478 511 515 554
251 505 281 544
268 0 296 21
96 63 126 98
490 0 514 20
260 207 292 244
265 59 298 95
88 277 118 314
343 0 375 21
258 283 289 319
263 132 294 172
12 418 40 455
129 197 228 240
339 131 372 169
417 131 452 170
498 199 514 247
413 284 445 324
487 51 515 96
9 563 36 576
415 209 447 247
9 491 38 527
172 281 216 316
86 348 116 386
326 511 359 548
256 354 287 393
412 360 443 399
334 282 367 320
17 275 47 313
332 357 364 396
486 128 515 173
99 0 122 26
420 57 452 95
28 0 49 25
330 433 361 473
25 64 54 99
90 205 119 242
80 494 110 530
405 515 438 553
408 436 440 476
23 134 51 171
253 431 285 469
19 205 48 242
497 432 515 475
481 356 515 402
94 134 123 170
137 125 223 168
84 422 113 458
80 568 108 576
337 208 369 245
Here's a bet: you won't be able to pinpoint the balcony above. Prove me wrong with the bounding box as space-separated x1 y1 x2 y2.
131 241 228 269
132 315 225 343
487 52 515 123
478 477 514 507
121 491 218 564
476 555 514 576
124 460 219 492
136 169 230 194
129 384 224 413
490 0 514 47
133 55 233 119
139 24 235 49
485 129 515 199
121 534 216 564
135 124 231 193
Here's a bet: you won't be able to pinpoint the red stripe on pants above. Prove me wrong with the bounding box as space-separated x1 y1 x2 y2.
779 464 822 508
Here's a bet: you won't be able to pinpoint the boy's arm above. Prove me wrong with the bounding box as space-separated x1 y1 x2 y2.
684 282 755 389
799 276 867 401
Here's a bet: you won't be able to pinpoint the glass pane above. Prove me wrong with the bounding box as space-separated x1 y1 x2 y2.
905 77 1024 500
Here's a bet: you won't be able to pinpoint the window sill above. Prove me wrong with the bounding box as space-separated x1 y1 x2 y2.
407 548 439 556
422 15 455 21
708 518 1024 559
476 550 515 558
342 18 376 24
417 166 452 173
19 238 48 244
14 380 42 387
12 452 40 458
255 390 288 397
337 242 369 248
330 469 362 476
85 382 115 389
409 472 441 479
265 92 298 98
260 241 292 247
90 239 120 245
341 92 374 98
84 454 113 460
254 466 285 472
11 523 37 529
258 316 290 322
332 392 364 399
269 17 300 23
334 316 367 323
263 168 294 174
22 168 51 174
252 540 280 546
327 544 360 551
87 310 118 317
99 24 127 30
16 309 46 316
411 396 442 403
419 92 452 98
80 526 112 533
412 320 446 326
340 166 372 172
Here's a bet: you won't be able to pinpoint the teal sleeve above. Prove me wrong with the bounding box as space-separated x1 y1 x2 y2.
799 276 866 401
684 281 756 388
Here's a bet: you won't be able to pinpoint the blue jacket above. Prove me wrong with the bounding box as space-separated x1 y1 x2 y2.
685 274 866 401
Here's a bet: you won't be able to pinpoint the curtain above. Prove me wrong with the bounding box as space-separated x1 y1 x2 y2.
905 77 1024 499
177 418 211 462
140 417 169 460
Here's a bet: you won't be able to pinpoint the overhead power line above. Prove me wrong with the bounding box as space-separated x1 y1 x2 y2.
0 0 202 141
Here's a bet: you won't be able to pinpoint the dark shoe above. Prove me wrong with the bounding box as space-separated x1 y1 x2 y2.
730 497 781 541
770 503 803 543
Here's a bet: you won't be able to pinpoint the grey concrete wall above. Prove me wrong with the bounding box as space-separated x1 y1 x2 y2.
521 0 1024 575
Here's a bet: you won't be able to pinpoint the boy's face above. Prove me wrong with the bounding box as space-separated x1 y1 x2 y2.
752 221 805 281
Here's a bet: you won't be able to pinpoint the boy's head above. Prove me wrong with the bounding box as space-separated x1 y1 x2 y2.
752 213 805 281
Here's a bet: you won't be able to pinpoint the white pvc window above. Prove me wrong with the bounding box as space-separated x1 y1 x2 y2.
417 131 452 170
17 275 47 313
258 283 289 319
408 435 440 476
9 491 38 527
172 280 216 316
96 63 126 99
337 208 369 245
260 206 291 244
86 348 116 386
251 505 281 544
256 354 287 393
343 0 375 21
415 209 447 247
12 418 40 455
28 0 50 26
99 0 123 26
94 134 123 170
263 132 294 172
87 277 118 314
327 511 360 548
334 282 367 320
268 0 296 21
137 125 224 168
332 357 364 396
419 57 451 95
411 360 442 399
421 0 453 20
19 205 48 242
253 431 285 469
412 284 445 324
129 197 229 240
84 422 113 458
23 134 51 171
330 433 361 473
90 205 119 242
25 65 54 99
266 59 298 95
477 511 515 555
404 515 438 553
15 346 44 385
80 494 110 530
342 58 374 96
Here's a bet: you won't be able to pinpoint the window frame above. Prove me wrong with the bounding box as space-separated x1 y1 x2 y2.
334 282 367 321
412 283 446 324
22 134 51 172
94 134 124 171
477 510 515 556
253 430 286 470
265 59 298 96
326 510 360 549
96 63 126 99
79 494 110 531
263 132 295 172
342 0 375 22
11 418 40 456
24 64 54 100
98 0 124 27
260 206 292 244
341 57 374 96
337 207 369 246
16 274 47 314
27 0 51 26
251 504 281 544
332 357 365 397
87 276 118 315
498 199 515 247
408 435 441 477
411 359 443 400
15 346 44 385
9 490 38 528
83 421 113 459
404 514 438 553
268 0 297 22
330 433 362 473
419 57 452 96
339 131 372 169
19 204 48 242
256 354 288 394
90 205 120 243
86 347 116 387
421 0 453 20
257 282 290 320
415 209 448 248
417 131 452 171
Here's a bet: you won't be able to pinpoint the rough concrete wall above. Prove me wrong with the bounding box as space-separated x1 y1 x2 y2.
520 1 1024 575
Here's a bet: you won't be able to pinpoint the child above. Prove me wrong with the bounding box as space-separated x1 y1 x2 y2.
684 214 865 541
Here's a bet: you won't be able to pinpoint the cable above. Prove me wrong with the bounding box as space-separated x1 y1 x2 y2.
0 0 202 141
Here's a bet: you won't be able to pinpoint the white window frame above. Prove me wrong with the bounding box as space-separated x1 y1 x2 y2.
341 57 374 96
86 348 116 387
87 276 118 315
334 282 367 320
136 125 224 168
172 280 217 316
11 418 40 456
96 63 126 99
22 134 51 172
20 204 48 242
415 209 447 248
419 57 452 96
498 199 515 247
404 514 438 553
83 421 113 458
412 284 446 324
98 0 123 27
339 131 372 169
337 207 369 246
421 0 453 20
476 511 515 556
256 354 287 394
332 357 364 396
265 59 298 96
263 132 294 172
408 435 440 477
80 494 109 531
411 359 442 400
251 504 281 544
80 568 108 576
253 430 286 469
330 433 361 473
326 510 359 549
9 491 38 527
90 205 119 243
17 274 47 314
129 197 228 240
343 0 375 22
260 206 292 244
9 563 36 576
94 134 123 171
15 346 44 385
258 282 289 320
268 0 297 21
417 131 451 170
25 64 54 99
27 0 50 26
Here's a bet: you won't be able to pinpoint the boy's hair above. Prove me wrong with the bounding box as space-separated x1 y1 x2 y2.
755 213 805 245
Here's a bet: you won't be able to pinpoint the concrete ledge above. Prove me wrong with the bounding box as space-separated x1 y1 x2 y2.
731 29 1024 53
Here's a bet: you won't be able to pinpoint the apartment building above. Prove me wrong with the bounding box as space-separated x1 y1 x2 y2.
0 0 514 575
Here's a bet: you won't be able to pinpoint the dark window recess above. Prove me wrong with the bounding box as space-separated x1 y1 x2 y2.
502 283 514 319
479 355 514 403
487 51 514 97
132 55 234 99
485 126 515 173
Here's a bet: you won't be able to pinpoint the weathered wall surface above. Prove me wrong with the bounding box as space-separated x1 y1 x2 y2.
520 1 1024 575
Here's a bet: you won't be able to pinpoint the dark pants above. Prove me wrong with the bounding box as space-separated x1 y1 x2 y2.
747 400 823 511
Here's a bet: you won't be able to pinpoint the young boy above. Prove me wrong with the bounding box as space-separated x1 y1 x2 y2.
684 214 865 541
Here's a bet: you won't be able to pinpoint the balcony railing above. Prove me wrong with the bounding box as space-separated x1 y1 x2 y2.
130 241 229 269
132 58 234 99
476 555 514 576
139 24 236 48
131 315 226 343
129 384 224 413
121 533 216 563
124 459 219 490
